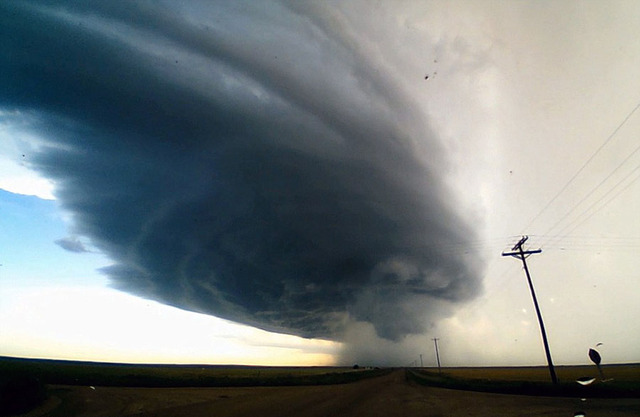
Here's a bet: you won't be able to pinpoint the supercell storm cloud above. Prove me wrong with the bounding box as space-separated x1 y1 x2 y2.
1 1 483 341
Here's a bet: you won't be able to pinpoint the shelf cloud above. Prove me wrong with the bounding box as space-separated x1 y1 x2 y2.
0 1 483 342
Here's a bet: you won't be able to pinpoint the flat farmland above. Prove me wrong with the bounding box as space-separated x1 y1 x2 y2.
409 364 640 399
3 358 639 417
0 357 381 388
19 369 640 417
438 364 640 382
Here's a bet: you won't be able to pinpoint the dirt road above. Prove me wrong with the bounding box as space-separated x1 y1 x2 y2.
27 370 640 417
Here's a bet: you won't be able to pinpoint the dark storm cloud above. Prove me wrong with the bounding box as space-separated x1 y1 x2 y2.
55 236 89 253
0 1 483 340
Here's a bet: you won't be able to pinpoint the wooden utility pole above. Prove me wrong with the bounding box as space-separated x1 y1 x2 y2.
433 338 441 374
502 236 558 384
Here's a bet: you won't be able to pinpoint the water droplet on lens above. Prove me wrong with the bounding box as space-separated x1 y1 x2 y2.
576 377 596 385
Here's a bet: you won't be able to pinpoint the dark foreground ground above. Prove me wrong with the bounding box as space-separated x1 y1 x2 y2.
13 370 640 417
409 364 640 398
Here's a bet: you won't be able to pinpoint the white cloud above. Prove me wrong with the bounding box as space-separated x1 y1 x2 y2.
0 114 56 200
0 170 55 200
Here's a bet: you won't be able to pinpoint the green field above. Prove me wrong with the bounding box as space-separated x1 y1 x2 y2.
408 364 640 398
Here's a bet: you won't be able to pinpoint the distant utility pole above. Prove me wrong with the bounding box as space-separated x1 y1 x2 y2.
420 354 423 367
433 338 441 374
502 236 558 384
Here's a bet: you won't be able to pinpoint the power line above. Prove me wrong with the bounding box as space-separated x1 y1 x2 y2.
545 167 640 246
432 338 441 374
515 234 640 255
531 234 640 244
502 236 557 384
519 100 640 234
540 143 640 245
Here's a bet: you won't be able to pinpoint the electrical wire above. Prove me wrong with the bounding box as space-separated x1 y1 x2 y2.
518 100 640 235
546 168 640 246
539 147 640 247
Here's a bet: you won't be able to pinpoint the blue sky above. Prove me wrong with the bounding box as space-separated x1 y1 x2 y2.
0 190 106 287
1 1 639 367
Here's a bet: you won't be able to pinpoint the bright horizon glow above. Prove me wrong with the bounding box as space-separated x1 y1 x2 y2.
0 285 340 366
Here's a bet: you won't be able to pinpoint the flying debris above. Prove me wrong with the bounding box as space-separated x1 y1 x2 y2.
578 346 613 384
425 58 439 81
589 347 609 381
589 346 614 382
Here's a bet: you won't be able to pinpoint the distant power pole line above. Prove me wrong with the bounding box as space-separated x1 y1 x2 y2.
419 354 423 367
433 338 441 374
502 236 558 384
